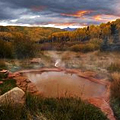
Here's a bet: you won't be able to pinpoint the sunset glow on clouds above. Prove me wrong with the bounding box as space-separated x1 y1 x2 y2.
93 15 120 22
0 0 120 28
61 10 92 18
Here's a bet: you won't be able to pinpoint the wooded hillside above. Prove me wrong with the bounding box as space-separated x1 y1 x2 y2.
0 19 120 59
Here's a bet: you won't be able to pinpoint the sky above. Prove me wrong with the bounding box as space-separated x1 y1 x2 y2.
0 0 120 28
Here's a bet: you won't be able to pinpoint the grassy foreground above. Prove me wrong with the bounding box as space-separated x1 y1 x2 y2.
0 94 108 120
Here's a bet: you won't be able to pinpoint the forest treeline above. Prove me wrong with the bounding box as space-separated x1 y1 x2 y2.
0 19 120 58
45 19 120 51
0 26 62 42
0 27 62 58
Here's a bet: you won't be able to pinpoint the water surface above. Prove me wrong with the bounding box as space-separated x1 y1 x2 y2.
26 71 106 99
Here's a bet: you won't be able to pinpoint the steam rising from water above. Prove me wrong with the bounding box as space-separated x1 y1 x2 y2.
55 59 62 67
46 51 66 68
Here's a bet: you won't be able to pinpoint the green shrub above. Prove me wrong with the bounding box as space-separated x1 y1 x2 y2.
13 34 38 59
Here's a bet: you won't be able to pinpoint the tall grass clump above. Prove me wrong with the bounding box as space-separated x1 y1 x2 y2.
110 72 120 119
111 72 120 99
107 62 120 72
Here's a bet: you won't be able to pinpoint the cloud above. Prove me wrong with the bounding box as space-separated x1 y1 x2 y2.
61 10 92 18
0 0 119 28
31 6 47 12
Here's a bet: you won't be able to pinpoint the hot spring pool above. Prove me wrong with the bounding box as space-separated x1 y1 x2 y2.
26 71 106 99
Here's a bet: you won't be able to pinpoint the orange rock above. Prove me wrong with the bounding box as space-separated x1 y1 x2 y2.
0 81 3 84
8 73 15 79
88 98 115 120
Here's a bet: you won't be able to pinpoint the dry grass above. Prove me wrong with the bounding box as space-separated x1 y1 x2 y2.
107 62 120 72
111 72 120 99
110 72 120 119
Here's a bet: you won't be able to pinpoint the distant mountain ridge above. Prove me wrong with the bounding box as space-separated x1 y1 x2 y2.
64 27 77 31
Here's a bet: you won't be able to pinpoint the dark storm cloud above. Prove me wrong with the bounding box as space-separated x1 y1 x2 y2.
1 0 118 14
0 0 120 27
0 1 30 20
0 2 14 20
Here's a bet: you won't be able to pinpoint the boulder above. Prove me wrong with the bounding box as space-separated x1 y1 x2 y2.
0 87 25 105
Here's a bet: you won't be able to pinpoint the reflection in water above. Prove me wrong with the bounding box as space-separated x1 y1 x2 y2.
26 71 106 99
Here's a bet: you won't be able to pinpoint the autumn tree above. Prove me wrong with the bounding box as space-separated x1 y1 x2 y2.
0 40 13 58
13 33 38 59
